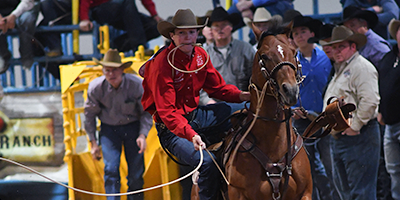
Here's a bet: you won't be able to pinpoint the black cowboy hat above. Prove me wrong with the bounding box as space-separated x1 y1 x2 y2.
308 23 337 44
341 5 378 29
292 15 323 38
282 9 302 26
207 7 242 27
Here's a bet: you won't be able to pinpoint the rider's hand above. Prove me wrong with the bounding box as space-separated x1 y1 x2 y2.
136 134 147 154
90 140 102 160
240 91 251 102
192 135 206 151
79 20 93 31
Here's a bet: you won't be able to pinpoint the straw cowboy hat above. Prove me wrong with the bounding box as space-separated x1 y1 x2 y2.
322 25 367 49
243 7 282 28
158 9 208 40
244 7 272 26
292 14 323 38
389 18 400 40
93 49 132 69
207 6 242 27
341 5 378 29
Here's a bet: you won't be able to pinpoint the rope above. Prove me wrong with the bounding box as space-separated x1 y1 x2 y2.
227 81 269 182
0 148 205 197
205 149 229 185
167 43 209 73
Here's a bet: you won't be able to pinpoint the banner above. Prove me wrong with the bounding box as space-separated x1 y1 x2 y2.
0 111 54 162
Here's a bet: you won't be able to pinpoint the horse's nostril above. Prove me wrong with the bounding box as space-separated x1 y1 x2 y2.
282 83 289 93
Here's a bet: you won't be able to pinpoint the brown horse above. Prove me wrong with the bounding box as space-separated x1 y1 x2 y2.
223 25 312 200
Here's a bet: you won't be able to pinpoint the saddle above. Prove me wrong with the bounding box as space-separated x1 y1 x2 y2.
302 96 356 139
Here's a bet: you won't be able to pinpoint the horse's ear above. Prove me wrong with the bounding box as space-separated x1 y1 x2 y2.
282 21 293 38
252 23 262 42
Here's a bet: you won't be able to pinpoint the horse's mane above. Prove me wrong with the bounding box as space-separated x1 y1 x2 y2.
256 26 291 50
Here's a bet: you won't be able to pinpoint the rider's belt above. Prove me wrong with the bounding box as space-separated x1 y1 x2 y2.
155 110 196 131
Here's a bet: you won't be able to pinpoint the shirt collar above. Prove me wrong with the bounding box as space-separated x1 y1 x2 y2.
212 39 233 51
345 51 358 64
297 47 317 60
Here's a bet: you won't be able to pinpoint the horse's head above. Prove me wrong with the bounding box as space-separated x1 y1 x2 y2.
251 24 300 107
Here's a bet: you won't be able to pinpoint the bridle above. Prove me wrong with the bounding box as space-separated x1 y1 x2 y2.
249 51 304 120
256 51 304 92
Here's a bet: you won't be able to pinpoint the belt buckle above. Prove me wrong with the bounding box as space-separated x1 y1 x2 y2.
156 122 166 130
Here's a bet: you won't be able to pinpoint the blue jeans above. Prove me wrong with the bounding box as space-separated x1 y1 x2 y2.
39 0 72 52
384 121 400 200
157 102 245 200
317 135 342 200
293 118 333 200
90 0 149 52
331 119 380 200
100 121 144 200
0 3 39 69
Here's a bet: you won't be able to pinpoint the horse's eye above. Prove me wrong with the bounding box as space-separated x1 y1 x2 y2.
261 54 269 60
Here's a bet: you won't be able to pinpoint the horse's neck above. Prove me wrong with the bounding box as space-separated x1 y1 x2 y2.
249 98 293 154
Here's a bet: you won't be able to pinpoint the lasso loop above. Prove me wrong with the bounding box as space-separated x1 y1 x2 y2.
167 43 210 73
0 148 205 197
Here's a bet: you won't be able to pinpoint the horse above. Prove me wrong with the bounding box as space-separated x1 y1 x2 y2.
222 25 312 200
191 25 312 200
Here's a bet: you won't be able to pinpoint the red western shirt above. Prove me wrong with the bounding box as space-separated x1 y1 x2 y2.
141 43 242 141
79 0 158 21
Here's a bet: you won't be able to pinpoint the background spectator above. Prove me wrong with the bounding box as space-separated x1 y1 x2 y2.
378 18 400 200
342 5 391 68
340 0 399 39
291 14 333 200
323 25 380 200
0 0 39 73
79 0 162 52
201 7 254 105
84 49 153 200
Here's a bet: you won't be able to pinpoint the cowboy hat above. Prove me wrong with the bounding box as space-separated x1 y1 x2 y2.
282 9 302 27
197 10 213 26
322 25 367 49
341 6 378 29
292 15 323 38
250 7 272 24
388 18 400 40
243 8 283 28
207 6 242 27
308 23 337 44
158 9 207 40
93 49 132 69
